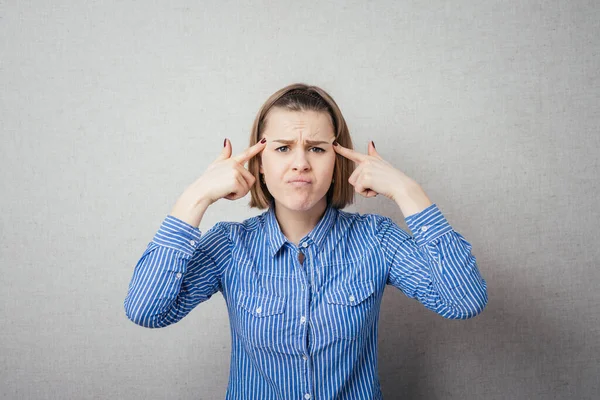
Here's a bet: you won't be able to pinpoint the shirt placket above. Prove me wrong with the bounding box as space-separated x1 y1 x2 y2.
296 239 314 400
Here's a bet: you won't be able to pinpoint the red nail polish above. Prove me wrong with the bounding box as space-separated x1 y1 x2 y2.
260 138 266 144
223 138 227 147
371 141 376 149
333 141 338 146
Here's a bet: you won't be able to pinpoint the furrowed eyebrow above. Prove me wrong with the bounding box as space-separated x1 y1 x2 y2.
272 139 333 146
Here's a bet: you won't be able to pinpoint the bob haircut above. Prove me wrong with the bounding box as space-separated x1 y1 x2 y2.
247 83 355 210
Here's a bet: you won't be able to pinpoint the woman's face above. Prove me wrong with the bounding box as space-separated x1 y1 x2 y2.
259 108 336 212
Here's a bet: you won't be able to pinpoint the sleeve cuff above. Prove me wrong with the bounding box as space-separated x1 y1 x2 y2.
404 203 453 247
151 215 203 258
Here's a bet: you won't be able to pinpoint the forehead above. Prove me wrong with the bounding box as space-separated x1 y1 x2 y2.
264 109 334 138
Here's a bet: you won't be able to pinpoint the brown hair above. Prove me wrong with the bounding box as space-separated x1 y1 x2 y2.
248 83 355 209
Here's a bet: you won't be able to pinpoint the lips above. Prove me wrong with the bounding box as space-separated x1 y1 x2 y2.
289 178 312 183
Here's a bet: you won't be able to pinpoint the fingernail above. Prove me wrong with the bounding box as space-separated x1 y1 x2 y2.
371 140 376 149
333 140 338 147
223 138 227 147
260 138 266 144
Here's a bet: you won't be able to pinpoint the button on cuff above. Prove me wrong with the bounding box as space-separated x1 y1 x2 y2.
156 215 203 257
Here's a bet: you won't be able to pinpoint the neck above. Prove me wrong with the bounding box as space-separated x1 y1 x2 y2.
273 198 328 246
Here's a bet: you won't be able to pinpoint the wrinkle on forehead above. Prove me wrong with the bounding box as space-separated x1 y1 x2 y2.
282 122 323 139
263 125 335 144
263 109 335 142
268 135 336 146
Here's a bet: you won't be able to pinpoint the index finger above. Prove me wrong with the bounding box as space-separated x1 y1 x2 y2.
333 141 367 163
232 138 267 164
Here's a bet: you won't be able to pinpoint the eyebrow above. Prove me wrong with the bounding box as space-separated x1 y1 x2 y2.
272 139 333 146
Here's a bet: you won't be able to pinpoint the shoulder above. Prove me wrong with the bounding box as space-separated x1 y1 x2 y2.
335 209 412 253
335 209 395 236
207 211 267 240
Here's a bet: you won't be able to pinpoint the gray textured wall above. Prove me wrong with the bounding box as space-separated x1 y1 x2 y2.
1 1 598 399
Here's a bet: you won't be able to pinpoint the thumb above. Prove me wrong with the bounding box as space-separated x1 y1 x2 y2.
368 140 381 159
215 138 233 162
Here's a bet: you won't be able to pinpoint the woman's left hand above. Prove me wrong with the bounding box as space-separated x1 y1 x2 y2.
333 140 419 201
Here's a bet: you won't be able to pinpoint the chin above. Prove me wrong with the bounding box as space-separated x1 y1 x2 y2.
280 199 313 212
275 191 327 212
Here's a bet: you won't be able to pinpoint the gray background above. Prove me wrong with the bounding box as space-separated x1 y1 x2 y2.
1 1 598 399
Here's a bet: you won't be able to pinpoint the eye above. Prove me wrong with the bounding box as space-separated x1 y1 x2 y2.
275 146 325 153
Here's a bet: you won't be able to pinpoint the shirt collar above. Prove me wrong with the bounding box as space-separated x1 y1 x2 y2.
264 201 338 257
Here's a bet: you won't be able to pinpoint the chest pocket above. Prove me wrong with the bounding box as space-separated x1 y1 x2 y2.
236 290 290 349
324 280 376 340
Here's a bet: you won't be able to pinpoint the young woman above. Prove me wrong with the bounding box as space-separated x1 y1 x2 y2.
124 83 488 400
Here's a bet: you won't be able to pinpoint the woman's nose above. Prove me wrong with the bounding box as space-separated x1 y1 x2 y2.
292 149 310 171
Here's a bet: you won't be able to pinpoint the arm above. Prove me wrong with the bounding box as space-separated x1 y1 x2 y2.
332 139 488 318
123 216 231 328
378 201 488 319
124 138 266 328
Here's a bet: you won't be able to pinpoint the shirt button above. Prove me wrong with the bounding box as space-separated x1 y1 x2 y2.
349 295 355 302
304 394 311 399
421 226 428 232
303 354 308 360
255 307 262 314
189 239 196 246
175 273 182 279
302 242 309 248
300 316 306 324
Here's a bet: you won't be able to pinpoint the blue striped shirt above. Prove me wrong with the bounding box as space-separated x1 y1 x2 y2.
124 203 487 399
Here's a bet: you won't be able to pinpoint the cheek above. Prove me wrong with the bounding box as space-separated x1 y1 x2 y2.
314 157 336 181
329 154 336 168
325 155 336 173
262 155 286 175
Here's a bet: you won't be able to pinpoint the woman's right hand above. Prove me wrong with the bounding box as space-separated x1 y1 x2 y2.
169 138 267 226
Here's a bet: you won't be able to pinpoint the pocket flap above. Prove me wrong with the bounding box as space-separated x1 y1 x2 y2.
325 280 375 306
238 291 286 317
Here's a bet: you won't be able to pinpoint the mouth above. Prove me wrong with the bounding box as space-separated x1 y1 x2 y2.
289 179 312 186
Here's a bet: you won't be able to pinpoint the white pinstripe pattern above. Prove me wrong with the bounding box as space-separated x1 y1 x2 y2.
124 203 488 399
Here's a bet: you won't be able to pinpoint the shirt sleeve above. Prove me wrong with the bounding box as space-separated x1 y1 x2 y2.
124 215 232 328
377 203 488 319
